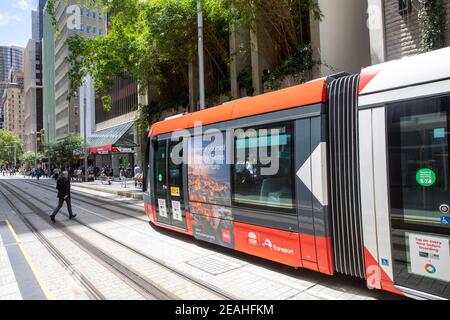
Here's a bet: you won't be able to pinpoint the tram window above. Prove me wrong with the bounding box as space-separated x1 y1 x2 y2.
169 142 183 198
387 94 450 229
232 123 295 213
154 141 166 195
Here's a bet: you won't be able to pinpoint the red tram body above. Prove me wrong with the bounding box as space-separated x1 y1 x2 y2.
144 48 450 300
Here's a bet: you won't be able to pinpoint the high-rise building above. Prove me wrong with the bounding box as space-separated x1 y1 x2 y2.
39 0 48 41
43 0 106 142
43 3 56 144
24 9 44 153
2 70 25 142
32 10 40 41
0 46 24 129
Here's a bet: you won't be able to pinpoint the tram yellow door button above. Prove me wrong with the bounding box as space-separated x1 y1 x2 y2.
171 187 180 197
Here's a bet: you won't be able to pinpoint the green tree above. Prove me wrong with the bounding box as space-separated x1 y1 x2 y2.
0 130 23 166
20 151 45 169
418 0 447 52
45 134 85 167
47 0 321 127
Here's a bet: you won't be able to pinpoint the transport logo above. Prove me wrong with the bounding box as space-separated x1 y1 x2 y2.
247 232 258 246
262 239 273 249
425 264 437 274
261 238 294 255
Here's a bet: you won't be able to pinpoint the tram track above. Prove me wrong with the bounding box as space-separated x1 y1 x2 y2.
25 179 211 257
0 183 105 300
3 179 238 300
26 179 147 222
0 180 177 300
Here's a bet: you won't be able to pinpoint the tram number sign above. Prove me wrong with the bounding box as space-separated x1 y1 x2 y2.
416 168 436 187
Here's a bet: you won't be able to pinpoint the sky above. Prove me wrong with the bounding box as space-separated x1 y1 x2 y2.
0 0 37 48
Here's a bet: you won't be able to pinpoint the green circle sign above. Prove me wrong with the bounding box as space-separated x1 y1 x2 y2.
416 168 436 187
158 174 163 182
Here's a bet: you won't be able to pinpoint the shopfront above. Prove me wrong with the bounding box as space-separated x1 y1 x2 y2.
88 122 137 177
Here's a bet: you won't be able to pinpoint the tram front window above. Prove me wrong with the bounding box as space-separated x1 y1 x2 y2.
387 94 450 299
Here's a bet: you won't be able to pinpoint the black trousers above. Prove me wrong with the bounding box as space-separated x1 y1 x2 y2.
51 197 73 217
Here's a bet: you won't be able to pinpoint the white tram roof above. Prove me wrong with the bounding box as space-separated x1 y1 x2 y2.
359 46 450 96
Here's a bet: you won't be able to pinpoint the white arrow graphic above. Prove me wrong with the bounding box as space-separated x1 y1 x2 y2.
296 142 328 206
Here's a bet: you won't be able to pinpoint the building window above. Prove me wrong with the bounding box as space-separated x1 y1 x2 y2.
92 27 97 34
86 9 90 17
398 0 412 15
99 28 103 36
86 26 90 34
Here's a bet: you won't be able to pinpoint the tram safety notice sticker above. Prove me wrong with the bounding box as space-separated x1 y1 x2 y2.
416 168 437 187
172 201 183 222
158 199 168 218
407 233 450 282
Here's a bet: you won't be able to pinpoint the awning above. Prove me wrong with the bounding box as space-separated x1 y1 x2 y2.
88 122 136 155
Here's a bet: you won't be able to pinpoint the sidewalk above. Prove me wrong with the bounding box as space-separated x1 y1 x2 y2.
72 180 144 200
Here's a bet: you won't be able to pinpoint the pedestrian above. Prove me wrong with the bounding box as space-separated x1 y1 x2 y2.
77 167 83 182
134 164 141 176
133 164 141 188
53 167 60 180
50 171 77 223
120 167 127 188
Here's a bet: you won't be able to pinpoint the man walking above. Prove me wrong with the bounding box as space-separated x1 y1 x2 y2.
50 171 77 223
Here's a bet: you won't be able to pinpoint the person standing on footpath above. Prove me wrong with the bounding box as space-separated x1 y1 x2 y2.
50 171 77 223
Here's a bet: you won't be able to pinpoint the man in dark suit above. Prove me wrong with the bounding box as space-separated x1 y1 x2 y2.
50 171 77 223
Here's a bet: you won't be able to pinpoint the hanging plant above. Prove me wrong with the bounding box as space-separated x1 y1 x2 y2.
417 0 447 52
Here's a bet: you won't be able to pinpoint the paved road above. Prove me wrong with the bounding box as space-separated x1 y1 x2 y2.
0 177 405 300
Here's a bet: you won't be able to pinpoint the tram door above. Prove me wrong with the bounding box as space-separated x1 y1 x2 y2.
154 140 188 230
386 95 450 299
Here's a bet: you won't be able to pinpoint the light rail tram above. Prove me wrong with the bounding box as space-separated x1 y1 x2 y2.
143 48 450 300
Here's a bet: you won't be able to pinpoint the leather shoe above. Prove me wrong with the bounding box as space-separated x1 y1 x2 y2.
69 214 77 220
50 215 56 223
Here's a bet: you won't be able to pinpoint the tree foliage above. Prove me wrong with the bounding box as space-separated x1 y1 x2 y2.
20 152 45 168
0 130 23 166
418 0 447 52
62 0 231 110
45 134 85 167
47 0 322 128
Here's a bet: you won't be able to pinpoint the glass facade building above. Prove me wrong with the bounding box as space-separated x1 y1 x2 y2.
43 7 56 143
0 46 24 129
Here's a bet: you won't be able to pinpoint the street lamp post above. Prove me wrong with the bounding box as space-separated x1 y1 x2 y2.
197 0 205 110
47 114 51 173
31 131 38 169
83 80 89 183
